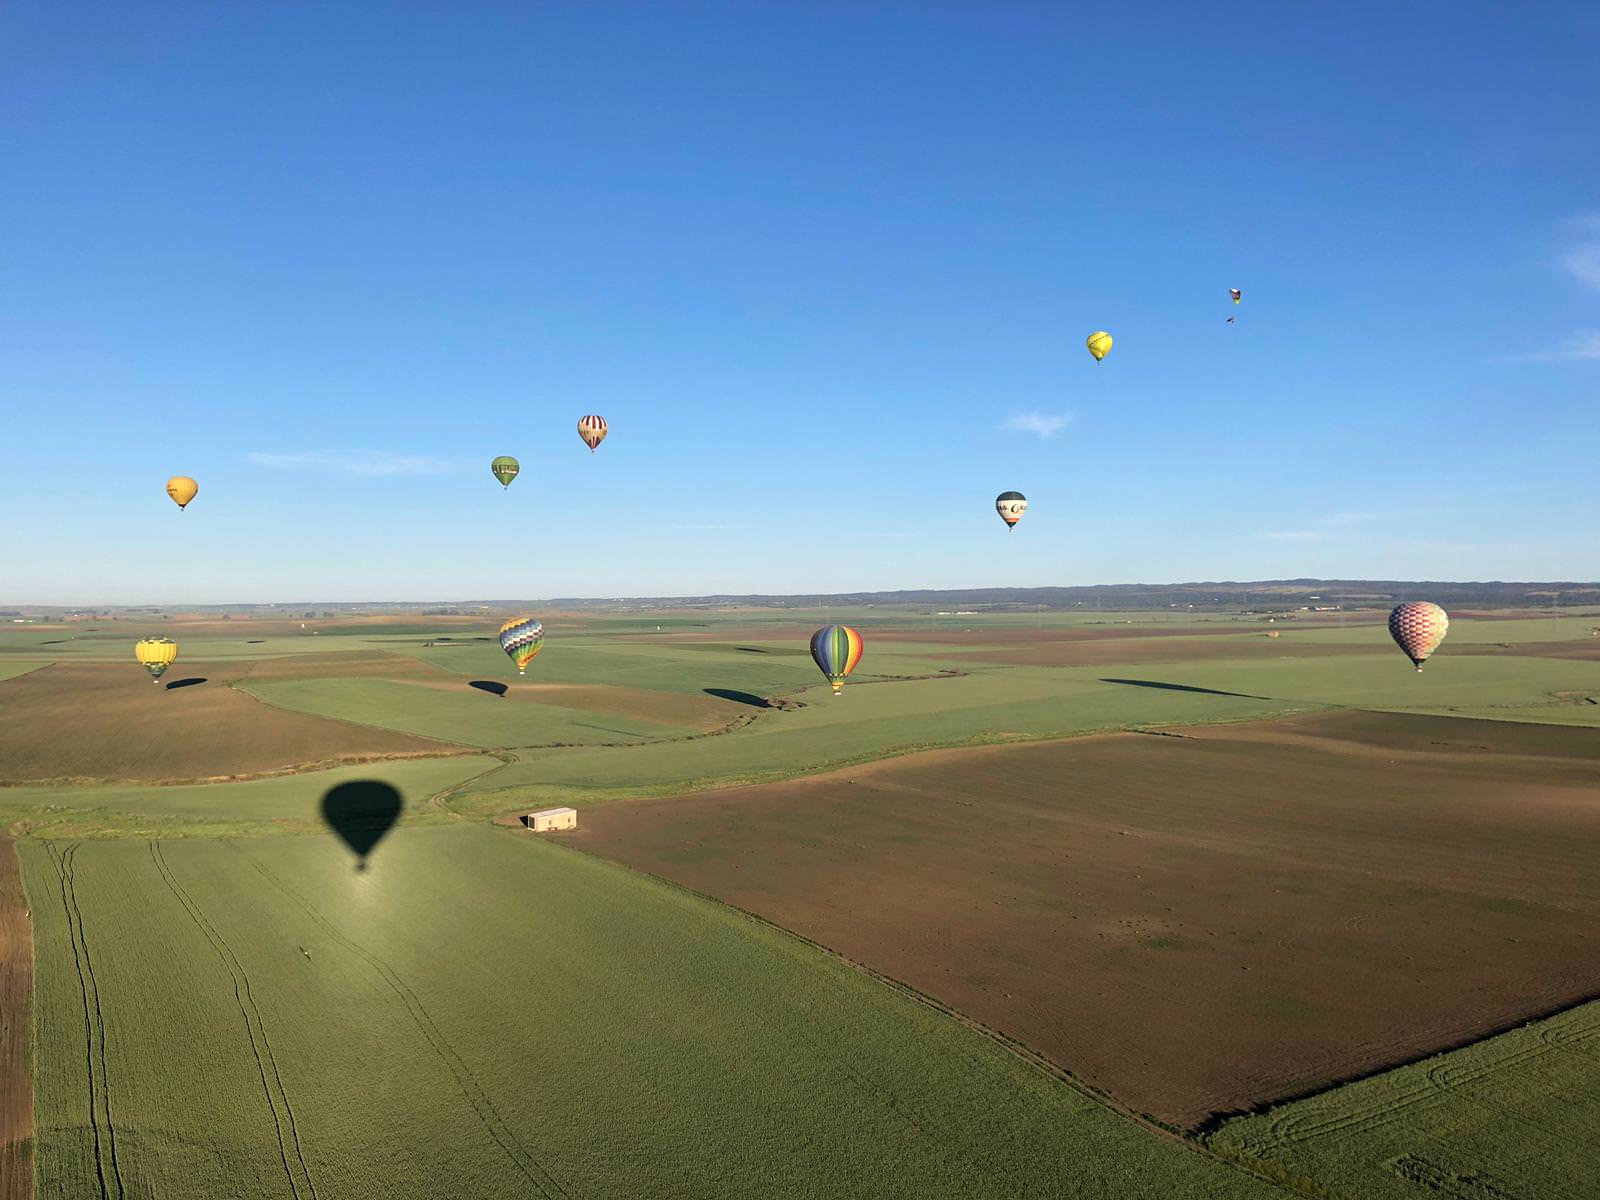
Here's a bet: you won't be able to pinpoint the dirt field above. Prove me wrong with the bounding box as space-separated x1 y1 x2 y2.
564 711 1600 1128
930 637 1383 668
0 663 464 783
403 680 739 731
0 838 31 1200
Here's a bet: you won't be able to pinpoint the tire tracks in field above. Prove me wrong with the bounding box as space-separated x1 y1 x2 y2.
148 842 320 1200
43 842 125 1200
221 842 572 1200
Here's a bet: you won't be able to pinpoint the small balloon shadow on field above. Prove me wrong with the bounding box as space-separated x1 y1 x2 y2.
164 677 207 690
705 688 770 708
469 680 509 697
1099 677 1266 700
321 781 402 872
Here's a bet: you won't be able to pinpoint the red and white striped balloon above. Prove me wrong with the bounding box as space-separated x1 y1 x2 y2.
577 414 608 453
1388 601 1449 671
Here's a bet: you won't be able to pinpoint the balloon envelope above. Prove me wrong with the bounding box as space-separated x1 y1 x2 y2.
490 456 520 489
498 616 545 674
995 491 1028 529
577 415 608 452
134 637 178 681
320 781 402 870
1230 288 1242 304
166 476 198 509
810 625 864 696
1086 331 1113 362
1388 602 1449 670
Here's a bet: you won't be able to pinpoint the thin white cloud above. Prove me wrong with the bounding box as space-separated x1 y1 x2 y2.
1507 330 1600 363
245 450 467 476
1262 531 1327 543
672 523 754 531
1002 411 1070 438
1561 214 1600 291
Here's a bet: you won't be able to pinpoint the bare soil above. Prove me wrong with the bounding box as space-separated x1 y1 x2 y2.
0 662 462 784
0 838 31 1200
564 710 1600 1128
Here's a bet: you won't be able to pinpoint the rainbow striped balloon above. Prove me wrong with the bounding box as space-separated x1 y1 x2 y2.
1388 601 1448 671
498 617 545 675
810 625 864 696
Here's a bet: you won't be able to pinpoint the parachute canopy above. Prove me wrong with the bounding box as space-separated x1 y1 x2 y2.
995 491 1028 530
135 637 178 682
498 616 545 675
165 476 198 510
1388 602 1449 671
810 625 863 697
577 415 608 452
1086 331 1113 363
490 456 520 489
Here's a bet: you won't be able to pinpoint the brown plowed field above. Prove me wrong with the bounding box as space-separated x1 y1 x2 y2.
0 662 463 783
1457 639 1600 661
406 679 737 731
564 710 1600 1128
0 838 29 1200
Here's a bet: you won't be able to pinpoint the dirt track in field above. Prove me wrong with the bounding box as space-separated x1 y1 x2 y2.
0 838 31 1200
0 662 462 783
564 710 1600 1128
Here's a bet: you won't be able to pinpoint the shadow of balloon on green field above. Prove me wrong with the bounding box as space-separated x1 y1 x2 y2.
1098 677 1267 700
320 780 403 871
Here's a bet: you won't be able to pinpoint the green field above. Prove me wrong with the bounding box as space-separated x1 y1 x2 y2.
1210 999 1600 1198
6 606 1599 1197
23 826 1281 1199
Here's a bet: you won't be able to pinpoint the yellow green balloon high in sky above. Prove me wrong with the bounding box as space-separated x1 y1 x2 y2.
491 457 520 489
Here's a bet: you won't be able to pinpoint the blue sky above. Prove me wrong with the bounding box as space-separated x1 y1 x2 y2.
2 2 1596 604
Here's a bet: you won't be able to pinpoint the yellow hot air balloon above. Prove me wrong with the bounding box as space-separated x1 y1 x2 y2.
1086 332 1113 363
166 476 198 510
135 637 179 682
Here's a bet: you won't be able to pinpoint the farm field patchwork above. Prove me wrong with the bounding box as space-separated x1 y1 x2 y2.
1209 998 1600 1199
20 825 1283 1200
563 709 1600 1128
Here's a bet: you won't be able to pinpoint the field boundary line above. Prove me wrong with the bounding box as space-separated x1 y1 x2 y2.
147 842 320 1200
525 834 1318 1198
220 842 572 1200
0 837 33 1200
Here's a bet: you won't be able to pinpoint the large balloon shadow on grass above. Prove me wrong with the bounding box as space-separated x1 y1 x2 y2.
469 680 508 697
705 688 770 708
1098 678 1266 700
321 781 402 872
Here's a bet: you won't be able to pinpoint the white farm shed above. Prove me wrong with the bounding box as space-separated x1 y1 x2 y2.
524 807 578 832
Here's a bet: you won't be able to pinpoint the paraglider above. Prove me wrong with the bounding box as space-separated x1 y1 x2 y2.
577 415 608 453
1388 602 1449 671
1086 331 1113 363
995 492 1028 530
490 456 520 490
810 625 863 696
135 637 178 682
165 476 198 510
498 616 545 674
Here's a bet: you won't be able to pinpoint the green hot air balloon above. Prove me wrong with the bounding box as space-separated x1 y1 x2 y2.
491 456 520 490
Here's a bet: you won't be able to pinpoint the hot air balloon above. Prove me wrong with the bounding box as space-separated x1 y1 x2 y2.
577 415 608 453
135 637 178 682
166 476 198 510
498 617 545 674
810 625 863 696
1388 602 1449 671
1229 288 1242 304
1086 331 1113 363
1266 630 1280 639
491 456 520 490
995 491 1028 530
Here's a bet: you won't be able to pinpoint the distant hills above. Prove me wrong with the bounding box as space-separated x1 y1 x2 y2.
11 580 1599 619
